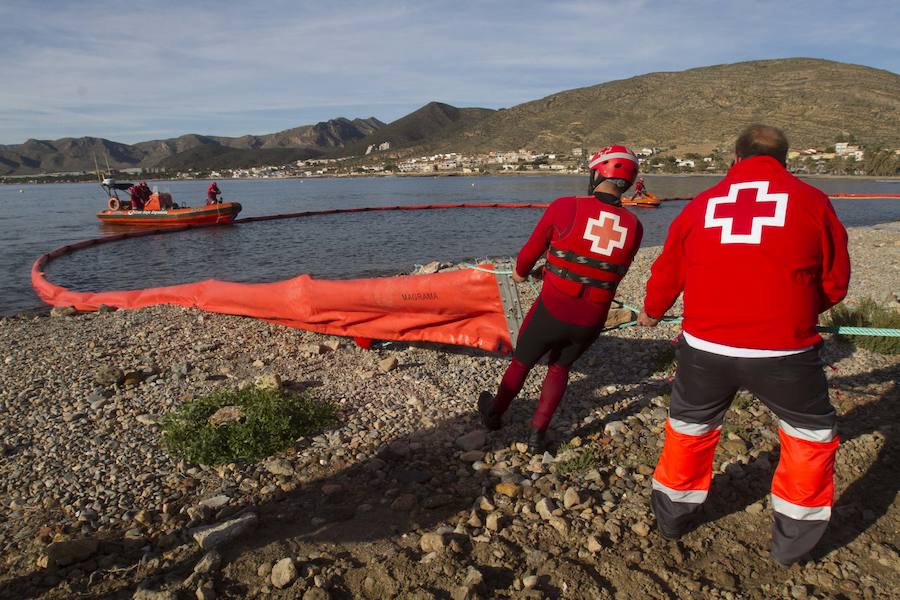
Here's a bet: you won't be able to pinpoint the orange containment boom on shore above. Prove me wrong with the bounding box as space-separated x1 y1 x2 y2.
32 265 513 352
30 203 558 353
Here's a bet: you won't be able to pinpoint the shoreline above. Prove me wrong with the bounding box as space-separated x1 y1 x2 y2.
0 223 898 598
6 221 899 319
5 171 900 187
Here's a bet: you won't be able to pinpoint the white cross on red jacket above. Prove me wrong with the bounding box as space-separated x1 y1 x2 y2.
644 156 850 351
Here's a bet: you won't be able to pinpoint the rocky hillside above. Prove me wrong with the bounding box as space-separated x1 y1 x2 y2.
3 58 898 174
336 102 495 157
0 118 386 175
429 58 900 155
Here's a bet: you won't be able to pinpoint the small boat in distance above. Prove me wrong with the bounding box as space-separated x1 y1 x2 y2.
96 178 241 226
622 191 661 208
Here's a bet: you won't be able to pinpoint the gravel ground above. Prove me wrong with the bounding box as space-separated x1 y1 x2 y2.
0 223 898 599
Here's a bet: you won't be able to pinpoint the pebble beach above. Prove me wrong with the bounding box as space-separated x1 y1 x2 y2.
0 223 898 599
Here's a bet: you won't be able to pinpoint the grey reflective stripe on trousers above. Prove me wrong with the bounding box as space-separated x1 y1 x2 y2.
651 479 708 504
771 495 831 521
669 416 722 436
779 420 836 443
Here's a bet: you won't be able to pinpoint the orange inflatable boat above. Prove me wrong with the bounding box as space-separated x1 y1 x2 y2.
97 200 242 226
96 178 241 226
622 192 661 208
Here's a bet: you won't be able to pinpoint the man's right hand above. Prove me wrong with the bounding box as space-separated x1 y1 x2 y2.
637 311 660 327
511 271 526 283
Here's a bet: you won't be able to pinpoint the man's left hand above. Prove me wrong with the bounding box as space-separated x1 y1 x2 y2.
637 311 660 327
511 271 526 283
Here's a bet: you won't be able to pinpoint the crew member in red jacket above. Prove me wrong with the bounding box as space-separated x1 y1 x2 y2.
207 182 222 205
478 145 644 453
638 125 850 566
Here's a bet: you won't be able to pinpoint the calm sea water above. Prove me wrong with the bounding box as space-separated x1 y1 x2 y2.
1 175 899 315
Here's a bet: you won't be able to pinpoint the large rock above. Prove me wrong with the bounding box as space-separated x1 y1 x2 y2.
254 373 282 390
536 498 556 520
563 487 581 509
191 512 258 550
265 459 295 477
132 587 177 600
271 557 297 589
378 356 399 373
207 406 246 427
50 306 77 318
494 482 521 498
193 550 222 574
42 538 99 568
419 532 446 553
94 366 125 387
604 308 634 328
455 430 487 452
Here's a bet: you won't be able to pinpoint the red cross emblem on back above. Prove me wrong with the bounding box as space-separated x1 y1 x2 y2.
583 211 627 256
705 181 789 244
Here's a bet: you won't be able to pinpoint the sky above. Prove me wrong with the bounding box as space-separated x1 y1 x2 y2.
1 0 898 145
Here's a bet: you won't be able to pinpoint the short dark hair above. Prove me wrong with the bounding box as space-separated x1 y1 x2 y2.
735 124 789 165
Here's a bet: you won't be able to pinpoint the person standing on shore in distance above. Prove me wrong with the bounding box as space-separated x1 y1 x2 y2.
207 181 222 205
637 124 850 566
478 146 644 453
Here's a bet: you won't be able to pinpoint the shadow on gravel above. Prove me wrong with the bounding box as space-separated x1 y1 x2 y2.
0 336 670 599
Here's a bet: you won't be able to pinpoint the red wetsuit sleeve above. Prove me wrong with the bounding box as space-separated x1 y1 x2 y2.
643 208 689 319
514 199 572 278
818 200 850 313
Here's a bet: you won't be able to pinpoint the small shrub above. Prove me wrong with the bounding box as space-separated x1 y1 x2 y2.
825 299 900 355
557 443 602 476
162 386 337 466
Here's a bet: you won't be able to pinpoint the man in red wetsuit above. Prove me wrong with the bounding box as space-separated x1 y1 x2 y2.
478 145 644 453
637 125 850 566
128 184 144 210
633 177 646 198
207 182 222 205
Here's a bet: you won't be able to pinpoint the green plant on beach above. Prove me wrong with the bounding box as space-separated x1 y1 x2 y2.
557 443 602 476
826 299 900 355
162 387 337 466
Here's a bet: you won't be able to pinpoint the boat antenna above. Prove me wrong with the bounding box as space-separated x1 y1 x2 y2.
93 153 108 194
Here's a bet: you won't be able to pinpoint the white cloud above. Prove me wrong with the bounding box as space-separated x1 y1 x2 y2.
0 0 896 143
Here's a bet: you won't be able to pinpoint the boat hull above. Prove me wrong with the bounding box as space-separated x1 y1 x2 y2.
97 202 242 226
622 192 661 208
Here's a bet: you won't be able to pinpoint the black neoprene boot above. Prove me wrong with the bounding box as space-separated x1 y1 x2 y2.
527 427 547 454
478 391 502 431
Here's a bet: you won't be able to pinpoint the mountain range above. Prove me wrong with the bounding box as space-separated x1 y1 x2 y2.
2 58 898 176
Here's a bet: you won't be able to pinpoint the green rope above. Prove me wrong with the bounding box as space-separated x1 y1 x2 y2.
463 265 900 338
817 326 900 337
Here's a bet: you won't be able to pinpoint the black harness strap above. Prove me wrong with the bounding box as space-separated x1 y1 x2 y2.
547 246 629 276
544 262 619 291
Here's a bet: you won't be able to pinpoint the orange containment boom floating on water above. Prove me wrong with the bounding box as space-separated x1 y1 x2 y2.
31 203 556 353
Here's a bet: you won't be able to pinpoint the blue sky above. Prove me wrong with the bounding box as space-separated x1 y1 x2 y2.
1 0 898 144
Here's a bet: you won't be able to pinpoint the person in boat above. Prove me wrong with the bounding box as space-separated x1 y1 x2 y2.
637 125 850 566
477 145 644 453
633 176 647 198
128 182 149 210
207 182 222 205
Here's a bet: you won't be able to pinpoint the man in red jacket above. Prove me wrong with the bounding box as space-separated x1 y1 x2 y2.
638 125 850 566
207 182 222 205
478 145 644 453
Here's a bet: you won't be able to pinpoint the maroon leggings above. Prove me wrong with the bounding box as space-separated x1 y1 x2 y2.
492 298 604 430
